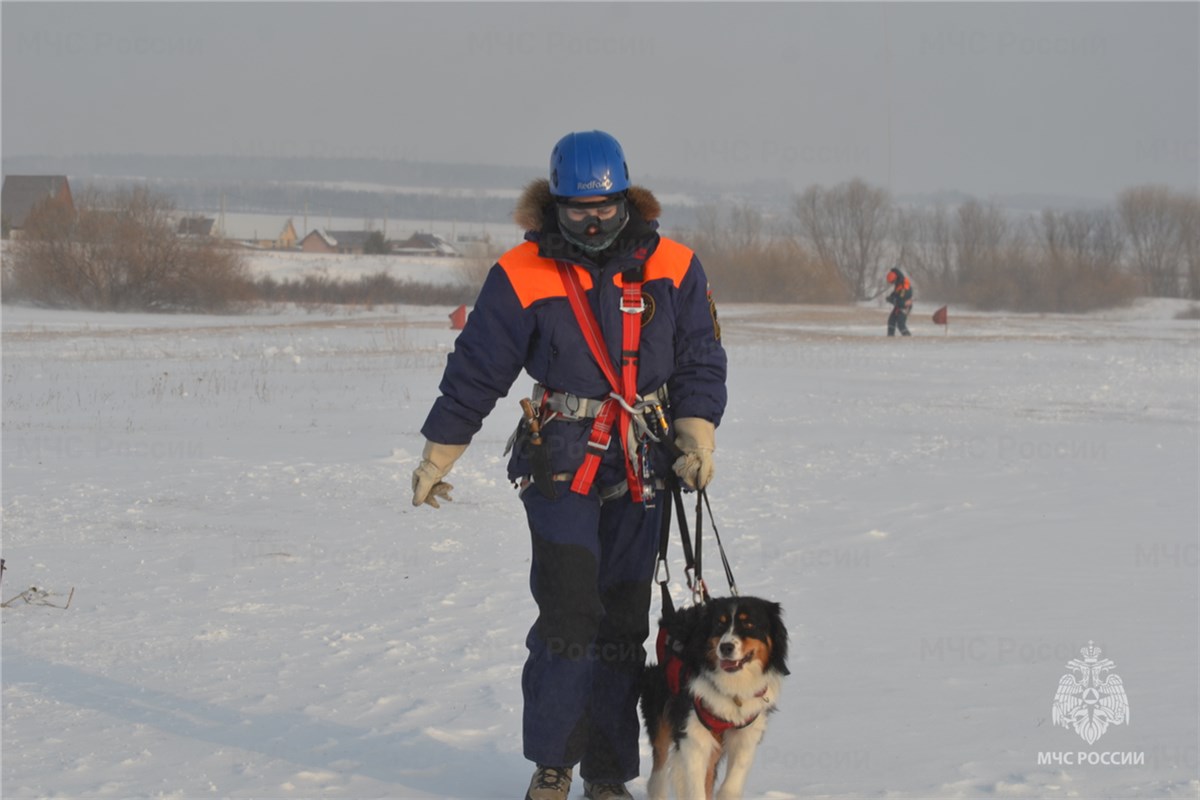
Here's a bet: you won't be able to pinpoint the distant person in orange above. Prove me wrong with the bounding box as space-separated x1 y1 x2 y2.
885 267 913 337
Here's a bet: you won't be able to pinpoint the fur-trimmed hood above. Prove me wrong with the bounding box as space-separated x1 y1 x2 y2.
513 178 662 233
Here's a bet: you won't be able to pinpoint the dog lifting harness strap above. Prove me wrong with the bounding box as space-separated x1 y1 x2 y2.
556 260 649 502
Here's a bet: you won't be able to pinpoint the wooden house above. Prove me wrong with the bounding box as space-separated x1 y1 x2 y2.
301 228 375 255
392 231 459 257
300 229 338 254
1 175 74 238
251 218 298 250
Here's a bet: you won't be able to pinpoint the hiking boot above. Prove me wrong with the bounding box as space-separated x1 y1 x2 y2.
525 765 572 800
583 781 634 800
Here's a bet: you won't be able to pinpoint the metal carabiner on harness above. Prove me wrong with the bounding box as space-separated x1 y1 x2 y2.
608 391 662 445
650 402 670 441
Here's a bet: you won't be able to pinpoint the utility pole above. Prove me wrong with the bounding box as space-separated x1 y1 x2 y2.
884 4 893 195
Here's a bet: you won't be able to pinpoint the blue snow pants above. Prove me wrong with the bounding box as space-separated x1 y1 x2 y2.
520 480 662 783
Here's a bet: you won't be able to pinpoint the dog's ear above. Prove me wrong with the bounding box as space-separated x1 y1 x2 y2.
767 602 790 676
670 603 715 664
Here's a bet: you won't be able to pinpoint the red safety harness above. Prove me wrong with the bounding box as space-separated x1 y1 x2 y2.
556 260 648 502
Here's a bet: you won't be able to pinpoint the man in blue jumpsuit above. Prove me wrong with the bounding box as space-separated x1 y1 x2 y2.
411 131 727 800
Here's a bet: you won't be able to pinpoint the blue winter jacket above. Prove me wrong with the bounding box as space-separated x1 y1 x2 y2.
420 180 727 484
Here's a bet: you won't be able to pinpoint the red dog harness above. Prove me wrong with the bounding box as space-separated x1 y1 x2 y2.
656 628 767 735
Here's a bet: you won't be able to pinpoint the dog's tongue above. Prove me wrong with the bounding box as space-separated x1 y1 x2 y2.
720 659 744 672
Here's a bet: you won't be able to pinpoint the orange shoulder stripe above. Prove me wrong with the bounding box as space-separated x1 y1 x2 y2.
499 242 594 308
623 237 693 288
499 238 693 305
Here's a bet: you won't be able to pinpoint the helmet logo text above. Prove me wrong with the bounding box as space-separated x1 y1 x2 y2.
576 177 613 191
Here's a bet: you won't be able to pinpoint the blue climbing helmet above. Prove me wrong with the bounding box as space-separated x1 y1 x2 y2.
549 130 630 198
548 130 632 252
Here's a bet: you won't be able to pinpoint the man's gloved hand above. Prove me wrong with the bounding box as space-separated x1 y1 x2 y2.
672 417 716 490
411 440 469 508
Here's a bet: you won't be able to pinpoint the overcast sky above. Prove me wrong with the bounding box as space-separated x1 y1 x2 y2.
2 2 1197 200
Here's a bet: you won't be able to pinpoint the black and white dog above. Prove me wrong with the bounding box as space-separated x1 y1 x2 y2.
641 596 789 800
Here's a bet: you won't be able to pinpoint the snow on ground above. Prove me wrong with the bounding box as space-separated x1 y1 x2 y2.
2 299 1197 799
241 250 476 288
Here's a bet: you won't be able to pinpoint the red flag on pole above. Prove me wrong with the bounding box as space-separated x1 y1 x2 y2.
932 305 948 326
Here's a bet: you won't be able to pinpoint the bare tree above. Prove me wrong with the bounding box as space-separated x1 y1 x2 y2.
1118 185 1185 297
894 204 956 296
793 178 892 300
1173 193 1200 300
678 203 848 303
954 199 1011 284
1041 208 1125 276
6 186 249 312
1034 206 1135 311
727 203 764 254
686 204 725 267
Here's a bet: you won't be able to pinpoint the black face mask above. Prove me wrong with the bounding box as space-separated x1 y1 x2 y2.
555 196 630 253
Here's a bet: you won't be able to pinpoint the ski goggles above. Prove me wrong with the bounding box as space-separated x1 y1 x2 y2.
555 193 629 251
557 195 625 222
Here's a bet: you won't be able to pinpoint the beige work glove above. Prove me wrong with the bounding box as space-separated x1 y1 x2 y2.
672 417 716 490
411 440 469 508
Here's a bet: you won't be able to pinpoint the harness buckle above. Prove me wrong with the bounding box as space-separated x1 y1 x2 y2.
619 297 645 314
654 556 670 585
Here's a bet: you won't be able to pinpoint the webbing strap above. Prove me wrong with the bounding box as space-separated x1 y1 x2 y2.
572 399 617 495
556 261 644 501
700 489 738 598
558 262 622 390
658 481 741 619
657 474 702 619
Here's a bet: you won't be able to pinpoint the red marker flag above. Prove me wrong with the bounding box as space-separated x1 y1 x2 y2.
932 305 948 326
449 304 468 330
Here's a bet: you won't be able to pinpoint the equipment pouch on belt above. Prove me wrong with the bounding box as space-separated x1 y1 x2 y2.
519 398 557 499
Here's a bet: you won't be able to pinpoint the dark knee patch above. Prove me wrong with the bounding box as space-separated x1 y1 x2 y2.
531 537 603 656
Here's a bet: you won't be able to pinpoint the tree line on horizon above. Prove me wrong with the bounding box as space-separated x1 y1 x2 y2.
1 181 1197 314
687 179 1199 313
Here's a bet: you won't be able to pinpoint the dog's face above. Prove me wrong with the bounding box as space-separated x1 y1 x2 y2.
670 596 789 678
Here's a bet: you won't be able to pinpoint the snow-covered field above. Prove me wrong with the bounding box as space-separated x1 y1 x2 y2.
241 249 476 288
2 299 1197 799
